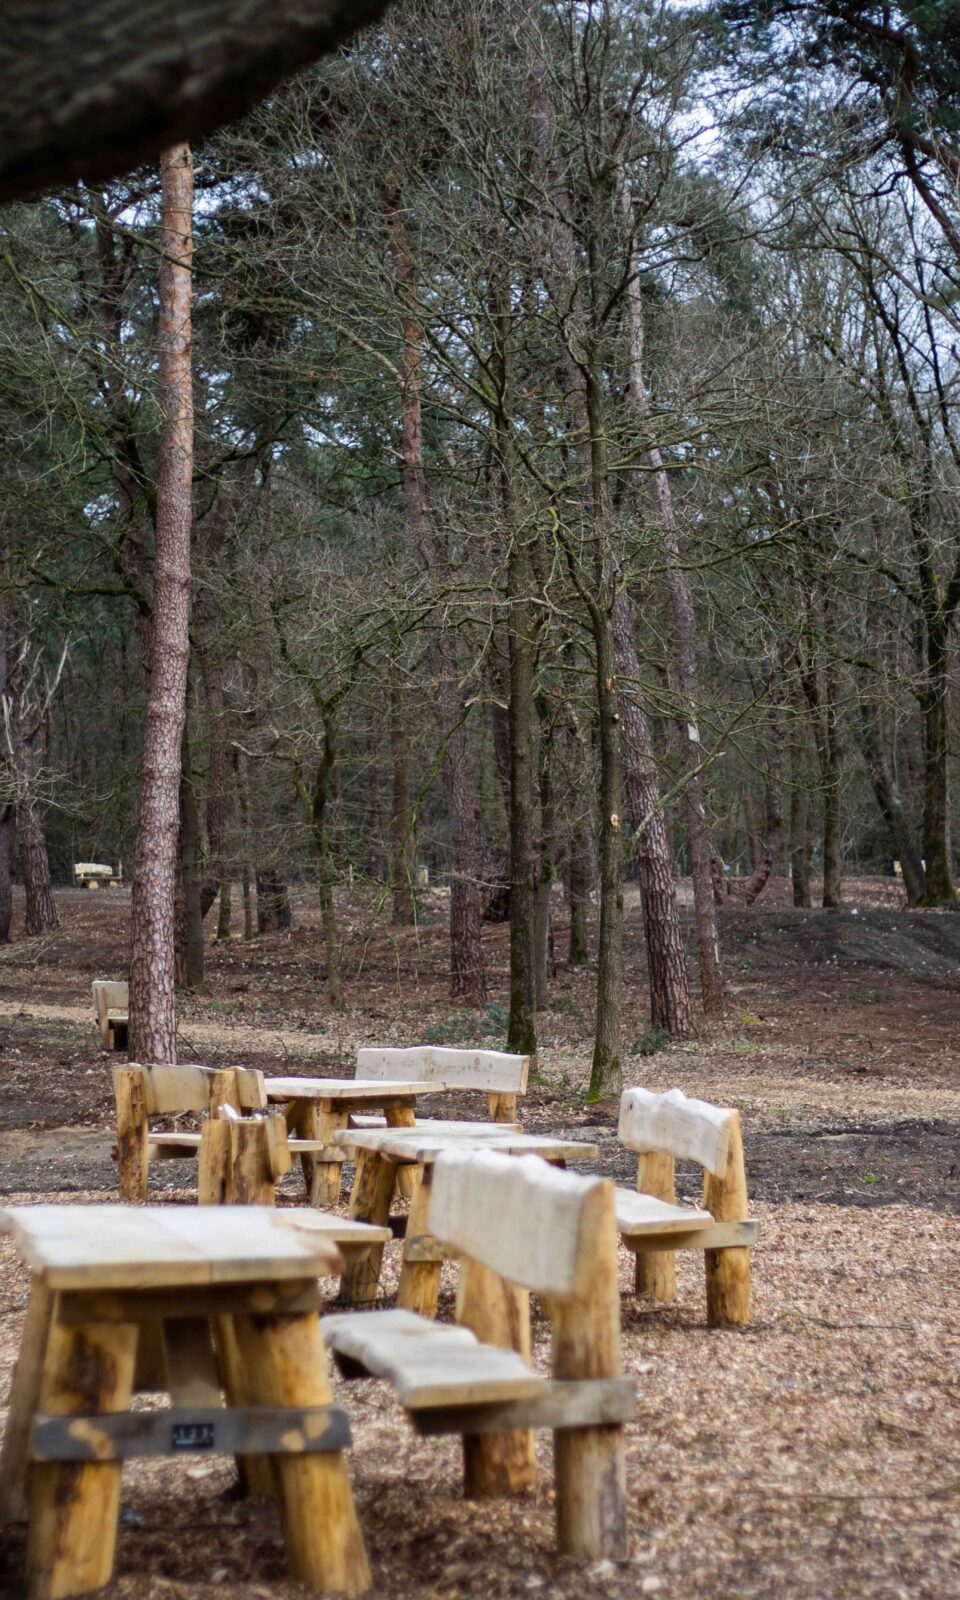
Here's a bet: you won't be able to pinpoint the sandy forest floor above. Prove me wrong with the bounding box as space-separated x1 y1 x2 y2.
0 878 958 1599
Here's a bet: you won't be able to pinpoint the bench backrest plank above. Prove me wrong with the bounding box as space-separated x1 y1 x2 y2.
356 1047 529 1095
618 1087 732 1177
116 1063 267 1116
429 1150 609 1299
92 980 128 1025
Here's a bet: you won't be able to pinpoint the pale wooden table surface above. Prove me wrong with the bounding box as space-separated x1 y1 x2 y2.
332 1127 600 1165
0 1204 349 1289
264 1077 449 1104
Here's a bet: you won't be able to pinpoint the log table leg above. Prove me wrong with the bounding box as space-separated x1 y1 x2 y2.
457 1261 536 1498
396 1165 442 1319
26 1311 138 1599
232 1309 370 1595
293 1102 346 1207
340 1151 396 1304
385 1106 417 1199
0 1279 55 1524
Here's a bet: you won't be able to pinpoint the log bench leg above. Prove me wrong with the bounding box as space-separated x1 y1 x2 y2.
294 1104 346 1208
634 1151 677 1303
703 1113 751 1328
550 1185 627 1560
396 1165 442 1320
114 1067 148 1203
341 1151 396 1304
26 1312 138 1599
0 1280 55 1525
232 1310 369 1595
457 1261 536 1498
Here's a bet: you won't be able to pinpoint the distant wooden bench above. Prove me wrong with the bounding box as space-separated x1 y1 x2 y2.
92 980 128 1052
112 1063 332 1204
324 1148 634 1560
614 1087 759 1327
354 1046 530 1124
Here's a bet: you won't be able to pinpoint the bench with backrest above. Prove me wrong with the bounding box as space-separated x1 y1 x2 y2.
92 980 128 1051
112 1063 331 1204
355 1046 530 1124
613 1087 759 1327
324 1148 634 1560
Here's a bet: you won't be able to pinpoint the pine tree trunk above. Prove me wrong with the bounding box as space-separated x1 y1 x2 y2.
587 607 623 1102
618 175 724 1020
18 779 59 935
821 662 843 910
613 593 692 1037
197 641 227 918
389 683 416 924
920 620 956 902
387 184 486 1005
534 697 555 1010
178 725 204 989
216 878 232 940
507 575 537 1051
0 806 12 943
128 142 193 1064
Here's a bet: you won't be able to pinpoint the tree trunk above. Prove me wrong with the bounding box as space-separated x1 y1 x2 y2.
734 672 784 906
128 142 193 1064
216 878 232 940
920 619 956 902
507 569 537 1052
0 806 11 942
178 725 204 989
387 184 486 1005
613 592 692 1037
14 723 59 937
587 607 623 1102
197 638 227 918
534 697 555 1010
821 662 843 909
618 175 724 1020
256 865 292 933
858 704 925 905
389 682 416 924
567 818 591 966
300 713 344 1010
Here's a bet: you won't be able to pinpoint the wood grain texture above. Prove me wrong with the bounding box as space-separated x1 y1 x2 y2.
26 1314 138 1598
618 1086 732 1175
323 1309 544 1410
0 0 391 201
632 1151 678 1301
232 1310 370 1594
396 1166 442 1319
113 1068 148 1203
0 1279 54 1524
457 1261 536 1498
357 1046 528 1093
703 1111 752 1327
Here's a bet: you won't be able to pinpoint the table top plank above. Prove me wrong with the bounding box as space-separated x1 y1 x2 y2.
0 1206 347 1290
331 1128 600 1164
264 1078 449 1104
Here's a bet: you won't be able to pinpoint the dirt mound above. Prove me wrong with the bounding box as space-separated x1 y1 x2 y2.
718 905 960 977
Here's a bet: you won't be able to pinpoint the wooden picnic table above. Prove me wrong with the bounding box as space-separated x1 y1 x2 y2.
263 1076 452 1205
330 1126 601 1315
0 1205 373 1598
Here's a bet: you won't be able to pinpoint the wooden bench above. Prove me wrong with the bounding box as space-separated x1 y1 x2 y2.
614 1087 759 1327
0 1205 371 1598
92 980 128 1052
113 1063 331 1204
355 1047 529 1124
324 1148 634 1559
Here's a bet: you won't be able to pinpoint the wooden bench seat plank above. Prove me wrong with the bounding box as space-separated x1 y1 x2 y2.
148 1132 336 1156
613 1190 714 1237
323 1308 545 1410
357 1048 529 1094
347 1117 522 1134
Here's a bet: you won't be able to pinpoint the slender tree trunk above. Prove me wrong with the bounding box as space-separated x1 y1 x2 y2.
178 725 204 988
18 775 58 936
387 184 486 1004
256 865 292 932
613 592 692 1037
197 640 227 918
534 696 555 1010
129 142 193 1063
858 704 925 905
507 571 537 1051
216 878 232 940
298 712 344 1010
618 176 724 1019
821 661 843 909
0 806 11 942
587 605 623 1102
389 682 416 924
920 619 956 902
734 671 784 906
567 818 591 966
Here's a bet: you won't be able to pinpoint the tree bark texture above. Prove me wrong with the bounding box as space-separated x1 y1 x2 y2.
920 619 956 902
0 806 11 942
613 592 693 1037
16 736 59 936
178 724 205 989
387 185 486 1004
858 704 925 905
618 176 724 1019
0 0 390 202
128 142 193 1064
389 681 417 924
